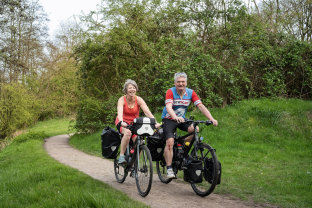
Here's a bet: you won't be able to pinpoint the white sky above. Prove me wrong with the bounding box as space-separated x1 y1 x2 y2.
39 0 102 37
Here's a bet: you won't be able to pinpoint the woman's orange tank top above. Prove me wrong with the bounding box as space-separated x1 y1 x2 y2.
122 96 140 124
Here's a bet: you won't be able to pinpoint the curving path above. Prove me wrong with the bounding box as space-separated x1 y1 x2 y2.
44 134 265 208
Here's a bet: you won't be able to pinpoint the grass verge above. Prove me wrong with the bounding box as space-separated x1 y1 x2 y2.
0 119 148 208
27 117 76 137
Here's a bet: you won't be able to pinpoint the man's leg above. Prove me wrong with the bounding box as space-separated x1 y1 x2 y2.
184 124 199 144
163 119 177 179
164 137 175 178
164 137 174 166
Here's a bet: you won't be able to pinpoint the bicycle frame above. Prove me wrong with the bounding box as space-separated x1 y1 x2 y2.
175 122 200 157
124 135 146 173
173 120 214 169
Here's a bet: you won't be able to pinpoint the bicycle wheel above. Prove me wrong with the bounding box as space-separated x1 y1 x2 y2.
114 152 128 183
190 143 219 196
135 145 153 197
156 159 173 184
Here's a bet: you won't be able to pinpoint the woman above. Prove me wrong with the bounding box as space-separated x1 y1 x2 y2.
115 79 160 164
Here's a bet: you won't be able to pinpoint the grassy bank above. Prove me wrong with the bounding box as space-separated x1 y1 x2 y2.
27 117 76 137
0 118 148 208
70 98 312 208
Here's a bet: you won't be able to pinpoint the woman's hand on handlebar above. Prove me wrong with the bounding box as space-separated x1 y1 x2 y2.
155 123 161 128
120 121 127 127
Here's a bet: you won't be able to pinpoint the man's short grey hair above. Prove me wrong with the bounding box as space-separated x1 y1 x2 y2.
174 72 187 82
122 79 138 94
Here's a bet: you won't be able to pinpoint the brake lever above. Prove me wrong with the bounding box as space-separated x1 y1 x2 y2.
125 125 133 130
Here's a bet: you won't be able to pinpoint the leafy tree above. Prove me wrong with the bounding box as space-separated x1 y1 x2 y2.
72 0 312 132
0 83 38 139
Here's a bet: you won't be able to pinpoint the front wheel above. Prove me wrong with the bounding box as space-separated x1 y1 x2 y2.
114 151 128 183
156 159 173 184
135 145 153 197
190 143 219 196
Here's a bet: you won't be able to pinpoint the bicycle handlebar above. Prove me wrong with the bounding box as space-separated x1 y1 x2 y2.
184 118 213 126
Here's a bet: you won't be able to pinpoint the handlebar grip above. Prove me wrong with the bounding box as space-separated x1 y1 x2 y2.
206 120 213 125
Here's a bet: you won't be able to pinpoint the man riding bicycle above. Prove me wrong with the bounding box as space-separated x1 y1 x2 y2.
162 72 218 178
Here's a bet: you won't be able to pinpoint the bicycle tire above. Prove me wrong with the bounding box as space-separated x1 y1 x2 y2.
156 159 173 184
114 151 128 183
190 143 219 196
135 145 153 197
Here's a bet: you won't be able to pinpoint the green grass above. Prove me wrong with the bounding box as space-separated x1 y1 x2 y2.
27 117 76 137
70 98 312 208
0 118 148 208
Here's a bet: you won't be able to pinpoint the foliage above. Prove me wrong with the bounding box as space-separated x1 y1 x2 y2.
33 56 79 120
0 0 79 138
74 92 120 132
13 131 47 143
0 83 38 139
72 0 312 132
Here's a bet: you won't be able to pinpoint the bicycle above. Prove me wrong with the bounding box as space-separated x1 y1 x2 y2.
113 121 154 197
155 117 220 196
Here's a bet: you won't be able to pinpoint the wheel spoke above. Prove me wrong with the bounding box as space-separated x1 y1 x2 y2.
135 145 153 197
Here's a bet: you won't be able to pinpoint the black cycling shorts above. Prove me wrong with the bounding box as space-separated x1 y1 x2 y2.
162 118 191 140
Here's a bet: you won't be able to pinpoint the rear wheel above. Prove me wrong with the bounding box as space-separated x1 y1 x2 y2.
135 145 153 197
190 143 219 196
114 151 128 183
156 159 173 184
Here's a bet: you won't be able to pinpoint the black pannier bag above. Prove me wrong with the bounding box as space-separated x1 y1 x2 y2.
101 126 121 159
204 157 221 184
133 117 156 136
183 155 203 183
147 128 165 161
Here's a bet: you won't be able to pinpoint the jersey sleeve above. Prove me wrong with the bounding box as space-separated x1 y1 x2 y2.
191 91 202 106
165 89 173 105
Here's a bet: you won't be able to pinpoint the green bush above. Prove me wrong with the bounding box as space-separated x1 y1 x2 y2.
14 131 47 143
74 93 120 132
0 83 38 139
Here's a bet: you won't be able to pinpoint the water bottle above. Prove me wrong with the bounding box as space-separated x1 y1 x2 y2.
184 142 190 149
177 144 184 159
129 148 133 161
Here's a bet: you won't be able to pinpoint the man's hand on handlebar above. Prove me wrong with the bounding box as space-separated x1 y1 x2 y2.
174 116 185 123
210 119 218 126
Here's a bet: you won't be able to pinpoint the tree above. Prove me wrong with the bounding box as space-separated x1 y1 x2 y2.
0 0 48 84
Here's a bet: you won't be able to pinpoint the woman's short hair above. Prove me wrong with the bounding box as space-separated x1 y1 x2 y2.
174 72 187 82
122 79 138 94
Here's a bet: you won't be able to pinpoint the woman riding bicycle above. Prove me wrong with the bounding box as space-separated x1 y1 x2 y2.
115 79 160 165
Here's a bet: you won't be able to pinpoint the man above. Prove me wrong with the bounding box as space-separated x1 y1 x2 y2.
161 72 218 178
